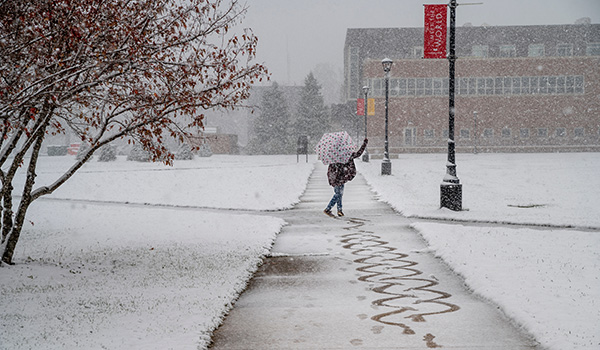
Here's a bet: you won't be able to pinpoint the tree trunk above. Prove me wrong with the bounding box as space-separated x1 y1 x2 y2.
2 125 46 265
1 182 13 243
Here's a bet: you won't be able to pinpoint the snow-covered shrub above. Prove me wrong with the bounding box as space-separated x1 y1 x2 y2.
127 144 150 162
175 143 194 160
98 145 117 162
197 143 212 157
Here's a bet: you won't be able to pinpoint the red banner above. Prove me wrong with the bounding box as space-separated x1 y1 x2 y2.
356 98 365 116
424 4 447 59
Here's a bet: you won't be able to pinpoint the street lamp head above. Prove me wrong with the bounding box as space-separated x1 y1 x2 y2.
381 58 393 73
362 85 370 94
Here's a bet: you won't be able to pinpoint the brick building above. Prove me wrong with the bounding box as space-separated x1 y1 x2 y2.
344 23 600 154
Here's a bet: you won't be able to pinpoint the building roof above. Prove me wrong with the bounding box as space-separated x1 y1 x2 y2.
345 23 600 59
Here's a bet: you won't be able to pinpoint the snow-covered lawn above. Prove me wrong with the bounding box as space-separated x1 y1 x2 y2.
357 152 600 228
357 152 600 350
1 152 598 350
0 155 313 349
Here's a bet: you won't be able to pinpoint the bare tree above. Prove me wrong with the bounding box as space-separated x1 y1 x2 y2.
0 0 268 264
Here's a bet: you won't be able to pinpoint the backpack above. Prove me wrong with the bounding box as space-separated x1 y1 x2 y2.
328 161 357 186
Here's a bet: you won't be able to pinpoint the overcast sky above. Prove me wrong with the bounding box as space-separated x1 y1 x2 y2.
239 0 600 86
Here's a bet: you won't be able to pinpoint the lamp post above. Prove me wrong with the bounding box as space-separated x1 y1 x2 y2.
362 85 370 162
473 110 478 154
440 0 462 210
381 58 393 175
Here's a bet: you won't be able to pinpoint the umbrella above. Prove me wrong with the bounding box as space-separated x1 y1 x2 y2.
315 131 356 165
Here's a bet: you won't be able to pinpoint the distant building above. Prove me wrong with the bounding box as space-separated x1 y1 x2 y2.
344 23 600 154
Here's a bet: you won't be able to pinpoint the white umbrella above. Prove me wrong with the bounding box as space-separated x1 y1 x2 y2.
315 131 356 165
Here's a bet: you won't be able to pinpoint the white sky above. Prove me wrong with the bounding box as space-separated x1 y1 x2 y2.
240 0 600 85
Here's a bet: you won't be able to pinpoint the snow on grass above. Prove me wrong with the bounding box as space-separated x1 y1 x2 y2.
23 155 315 211
358 152 600 350
2 152 599 350
357 152 600 228
1 155 313 349
412 223 600 350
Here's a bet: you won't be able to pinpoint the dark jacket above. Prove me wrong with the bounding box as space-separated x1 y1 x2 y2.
327 139 368 187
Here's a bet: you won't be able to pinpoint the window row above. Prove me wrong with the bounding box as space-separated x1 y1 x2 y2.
473 43 600 58
368 75 585 97
423 127 591 139
411 42 600 58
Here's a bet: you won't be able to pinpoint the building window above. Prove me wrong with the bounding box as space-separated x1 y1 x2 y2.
372 74 584 98
503 77 512 94
389 78 399 97
397 78 407 96
472 45 489 58
574 128 584 137
443 129 449 138
433 78 444 95
537 128 548 138
413 46 424 58
424 78 433 96
485 77 494 95
575 76 584 94
407 78 416 96
424 129 435 138
566 76 575 94
416 78 425 95
586 42 600 56
548 76 557 94
530 76 539 94
494 77 503 95
404 128 416 145
512 77 521 94
502 128 511 138
521 77 530 94
556 43 573 56
348 46 360 99
483 128 493 138
458 77 469 95
373 78 383 97
460 129 470 138
539 76 548 94
556 76 566 94
476 78 486 95
556 128 566 137
499 44 516 57
468 78 476 95
520 128 530 138
528 44 545 57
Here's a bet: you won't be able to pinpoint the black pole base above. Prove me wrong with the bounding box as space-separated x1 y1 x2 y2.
362 151 369 162
381 160 392 175
440 183 462 211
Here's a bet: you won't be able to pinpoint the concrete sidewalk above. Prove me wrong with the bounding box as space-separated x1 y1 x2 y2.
209 163 541 349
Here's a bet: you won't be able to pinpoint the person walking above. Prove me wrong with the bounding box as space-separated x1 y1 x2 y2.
324 138 368 217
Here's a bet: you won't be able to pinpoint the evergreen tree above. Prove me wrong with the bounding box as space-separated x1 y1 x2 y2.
293 72 330 148
247 82 293 154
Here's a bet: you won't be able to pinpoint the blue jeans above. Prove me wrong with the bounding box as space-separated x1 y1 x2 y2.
326 185 344 212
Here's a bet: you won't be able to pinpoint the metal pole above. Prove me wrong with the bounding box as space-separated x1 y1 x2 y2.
473 110 478 154
362 86 370 162
440 0 462 210
381 69 392 175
